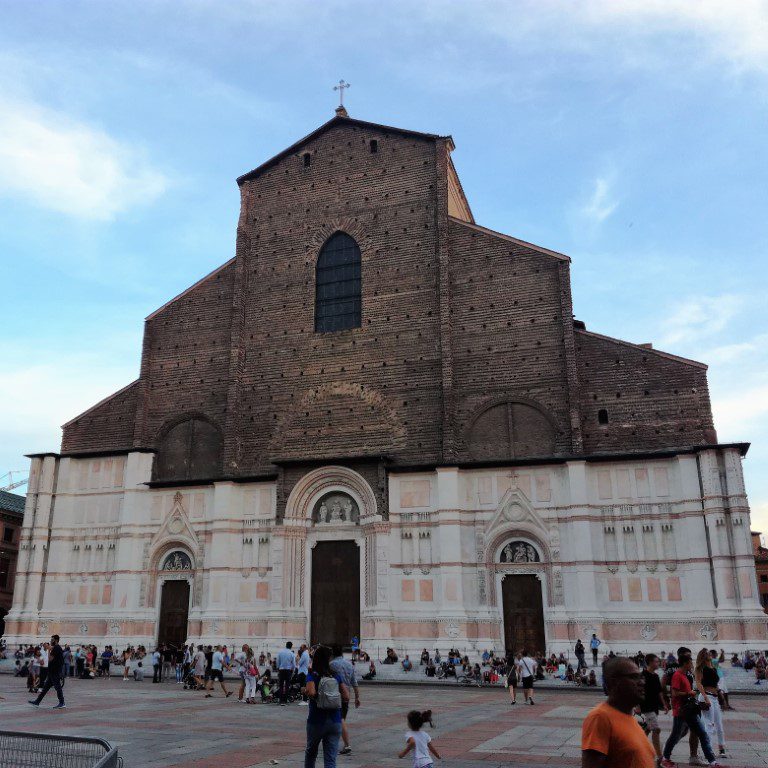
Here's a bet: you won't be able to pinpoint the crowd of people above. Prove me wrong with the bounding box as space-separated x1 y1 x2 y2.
11 631 767 768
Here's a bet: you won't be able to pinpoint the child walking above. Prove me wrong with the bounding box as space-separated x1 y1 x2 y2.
399 710 442 767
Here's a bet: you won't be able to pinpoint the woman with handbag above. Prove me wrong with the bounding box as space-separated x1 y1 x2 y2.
696 648 728 760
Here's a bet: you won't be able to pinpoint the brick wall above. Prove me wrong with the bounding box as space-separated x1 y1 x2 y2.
61 380 139 453
576 329 716 453
448 220 576 458
60 115 719 477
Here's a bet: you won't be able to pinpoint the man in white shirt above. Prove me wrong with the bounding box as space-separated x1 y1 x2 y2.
152 648 161 683
205 645 232 698
296 644 310 705
276 641 296 706
516 649 538 705
39 644 49 689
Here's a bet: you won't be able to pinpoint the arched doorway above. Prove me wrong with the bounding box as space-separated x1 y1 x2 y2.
157 551 192 648
502 574 545 655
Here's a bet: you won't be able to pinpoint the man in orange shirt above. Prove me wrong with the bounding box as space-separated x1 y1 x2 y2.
581 656 656 768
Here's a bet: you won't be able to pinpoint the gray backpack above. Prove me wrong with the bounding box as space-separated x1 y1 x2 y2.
316 675 341 710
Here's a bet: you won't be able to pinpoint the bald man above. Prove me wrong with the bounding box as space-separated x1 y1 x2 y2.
581 656 655 768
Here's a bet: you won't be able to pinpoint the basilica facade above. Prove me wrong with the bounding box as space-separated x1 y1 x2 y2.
6 110 765 655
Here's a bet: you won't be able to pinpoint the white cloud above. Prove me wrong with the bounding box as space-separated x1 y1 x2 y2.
712 384 768 437
658 294 743 346
0 95 168 220
579 0 768 75
580 175 619 224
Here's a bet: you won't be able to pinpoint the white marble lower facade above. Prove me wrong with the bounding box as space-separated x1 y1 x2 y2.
6 445 766 656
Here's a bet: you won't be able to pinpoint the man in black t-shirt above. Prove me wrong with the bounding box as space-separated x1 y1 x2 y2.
639 653 667 763
29 635 66 709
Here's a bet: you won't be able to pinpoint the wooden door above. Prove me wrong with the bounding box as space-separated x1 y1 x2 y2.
502 575 545 655
158 580 190 648
311 541 360 648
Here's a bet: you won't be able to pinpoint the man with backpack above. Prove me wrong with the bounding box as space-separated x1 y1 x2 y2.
304 645 350 768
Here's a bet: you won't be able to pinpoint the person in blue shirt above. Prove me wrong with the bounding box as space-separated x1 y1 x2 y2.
304 645 349 768
276 641 296 706
297 644 311 704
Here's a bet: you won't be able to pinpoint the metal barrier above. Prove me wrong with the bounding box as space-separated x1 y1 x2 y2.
0 731 121 768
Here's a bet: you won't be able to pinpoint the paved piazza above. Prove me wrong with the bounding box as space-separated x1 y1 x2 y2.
2 677 768 767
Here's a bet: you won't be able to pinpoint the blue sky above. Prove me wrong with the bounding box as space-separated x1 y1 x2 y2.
1 0 767 531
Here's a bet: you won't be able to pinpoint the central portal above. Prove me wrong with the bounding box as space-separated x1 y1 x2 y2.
157 579 190 649
502 574 545 655
310 540 360 648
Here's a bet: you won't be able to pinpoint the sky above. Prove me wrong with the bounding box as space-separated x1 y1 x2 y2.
1 0 767 531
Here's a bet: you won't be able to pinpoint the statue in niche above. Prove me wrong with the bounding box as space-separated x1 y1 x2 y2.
499 540 540 564
313 492 360 524
162 551 192 571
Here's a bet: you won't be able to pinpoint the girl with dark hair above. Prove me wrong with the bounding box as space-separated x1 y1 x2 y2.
399 710 441 768
304 645 349 768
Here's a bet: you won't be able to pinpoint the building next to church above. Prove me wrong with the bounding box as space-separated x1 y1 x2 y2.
6 109 765 655
0 490 25 636
752 532 768 613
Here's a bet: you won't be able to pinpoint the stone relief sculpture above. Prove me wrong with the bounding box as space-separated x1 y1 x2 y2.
500 540 540 563
162 551 192 571
312 492 360 524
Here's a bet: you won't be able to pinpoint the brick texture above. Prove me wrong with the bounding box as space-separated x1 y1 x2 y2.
60 114 719 489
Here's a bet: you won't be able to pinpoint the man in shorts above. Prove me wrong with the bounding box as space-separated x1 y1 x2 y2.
639 653 667 763
204 645 232 698
331 644 361 756
516 649 538 705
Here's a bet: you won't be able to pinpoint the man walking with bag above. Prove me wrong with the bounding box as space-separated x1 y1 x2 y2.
516 649 538 705
29 634 66 709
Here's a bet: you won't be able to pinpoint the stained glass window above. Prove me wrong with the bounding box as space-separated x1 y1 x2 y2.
315 232 361 332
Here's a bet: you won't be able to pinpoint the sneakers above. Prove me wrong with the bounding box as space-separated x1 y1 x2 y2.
708 763 723 768
53 703 66 709
689 758 706 766
510 700 516 705
298 700 309 706
339 746 352 755
27 701 39 707
660 760 676 768
529 699 535 705
718 750 729 759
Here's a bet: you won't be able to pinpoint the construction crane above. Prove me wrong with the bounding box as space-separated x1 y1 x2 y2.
1 471 28 492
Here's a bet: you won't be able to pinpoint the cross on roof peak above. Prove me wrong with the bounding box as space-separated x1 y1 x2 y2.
333 79 350 117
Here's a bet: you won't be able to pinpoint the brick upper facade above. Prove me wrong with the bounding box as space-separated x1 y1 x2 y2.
60 112 717 476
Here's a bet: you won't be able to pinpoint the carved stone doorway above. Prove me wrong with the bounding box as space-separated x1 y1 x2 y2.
502 574 545 655
158 580 190 649
310 541 360 648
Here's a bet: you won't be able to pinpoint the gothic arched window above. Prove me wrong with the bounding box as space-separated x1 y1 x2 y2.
315 232 361 333
154 417 222 481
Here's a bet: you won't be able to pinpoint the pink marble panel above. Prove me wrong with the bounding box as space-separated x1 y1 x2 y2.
598 470 613 500
400 480 431 509
101 584 112 605
647 578 662 601
256 582 269 600
401 579 415 602
607 577 623 602
653 467 670 497
628 578 643 601
419 580 433 602
739 570 754 598
635 468 650 497
666 576 682 601
444 577 457 601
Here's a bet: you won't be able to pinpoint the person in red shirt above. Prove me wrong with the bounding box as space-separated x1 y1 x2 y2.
661 654 721 768
581 656 656 768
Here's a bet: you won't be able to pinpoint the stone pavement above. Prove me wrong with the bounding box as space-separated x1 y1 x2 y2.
2 676 768 767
